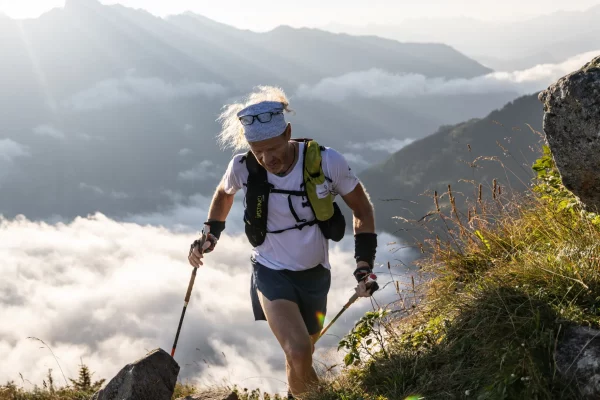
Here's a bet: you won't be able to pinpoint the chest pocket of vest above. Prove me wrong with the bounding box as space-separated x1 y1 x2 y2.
303 141 335 221
302 140 345 242
317 201 345 242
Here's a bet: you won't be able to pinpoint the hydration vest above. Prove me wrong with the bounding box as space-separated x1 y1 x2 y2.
241 139 346 247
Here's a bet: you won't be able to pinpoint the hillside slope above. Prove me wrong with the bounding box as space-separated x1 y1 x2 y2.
358 94 545 240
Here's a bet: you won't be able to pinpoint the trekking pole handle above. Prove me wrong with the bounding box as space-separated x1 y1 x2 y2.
184 235 205 302
365 273 377 284
365 273 379 295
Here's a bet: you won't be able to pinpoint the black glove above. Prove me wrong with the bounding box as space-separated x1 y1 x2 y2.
201 220 224 254
353 265 373 283
200 232 218 254
366 280 379 295
189 224 219 256
353 266 379 296
189 238 204 257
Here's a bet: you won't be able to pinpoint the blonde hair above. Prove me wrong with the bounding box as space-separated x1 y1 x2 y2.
216 85 294 152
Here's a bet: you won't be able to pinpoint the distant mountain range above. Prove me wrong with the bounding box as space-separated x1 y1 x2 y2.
356 94 545 241
0 0 522 223
322 5 600 71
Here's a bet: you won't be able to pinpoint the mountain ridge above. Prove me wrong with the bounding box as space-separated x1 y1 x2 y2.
0 0 517 222
321 4 600 70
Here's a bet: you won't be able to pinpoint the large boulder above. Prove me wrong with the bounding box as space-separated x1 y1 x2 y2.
538 55 600 211
555 326 600 399
176 390 239 400
91 348 179 400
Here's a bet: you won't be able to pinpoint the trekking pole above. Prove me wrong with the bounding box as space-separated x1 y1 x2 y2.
171 236 206 358
315 274 378 345
315 292 359 345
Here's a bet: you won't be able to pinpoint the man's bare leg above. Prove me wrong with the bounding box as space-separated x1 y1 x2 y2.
258 291 319 397
310 332 320 354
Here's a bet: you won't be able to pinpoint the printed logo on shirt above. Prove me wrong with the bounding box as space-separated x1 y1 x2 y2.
316 182 330 199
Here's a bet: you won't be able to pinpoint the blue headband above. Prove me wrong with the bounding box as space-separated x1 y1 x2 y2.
237 101 287 142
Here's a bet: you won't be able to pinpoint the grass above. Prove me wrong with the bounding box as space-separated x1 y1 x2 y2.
299 145 600 399
0 380 286 400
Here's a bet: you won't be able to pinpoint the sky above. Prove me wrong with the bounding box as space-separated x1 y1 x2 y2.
0 0 599 30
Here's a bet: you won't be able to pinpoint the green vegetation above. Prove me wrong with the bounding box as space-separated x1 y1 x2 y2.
0 376 286 400
302 145 600 399
1 364 104 400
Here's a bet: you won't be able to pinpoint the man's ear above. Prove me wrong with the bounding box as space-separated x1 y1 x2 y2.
284 122 292 140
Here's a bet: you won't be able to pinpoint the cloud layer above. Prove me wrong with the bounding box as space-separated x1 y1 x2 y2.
296 50 600 102
79 182 129 199
0 139 30 185
0 205 413 395
178 161 220 181
346 138 415 154
0 139 30 163
33 124 66 140
64 76 228 111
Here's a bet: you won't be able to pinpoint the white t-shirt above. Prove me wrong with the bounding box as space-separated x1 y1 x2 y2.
222 142 360 271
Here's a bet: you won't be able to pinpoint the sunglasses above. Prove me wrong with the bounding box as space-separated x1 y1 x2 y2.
239 111 283 126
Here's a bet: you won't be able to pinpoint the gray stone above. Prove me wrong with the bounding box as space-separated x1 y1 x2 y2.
91 348 179 400
176 390 239 400
538 55 600 211
555 326 600 399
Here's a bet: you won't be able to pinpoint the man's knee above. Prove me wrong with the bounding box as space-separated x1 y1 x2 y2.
283 340 312 367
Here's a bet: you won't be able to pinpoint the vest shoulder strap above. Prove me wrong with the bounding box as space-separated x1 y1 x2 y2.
245 150 264 179
243 151 271 247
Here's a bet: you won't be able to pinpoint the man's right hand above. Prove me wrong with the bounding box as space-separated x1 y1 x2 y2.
188 225 218 268
188 240 205 268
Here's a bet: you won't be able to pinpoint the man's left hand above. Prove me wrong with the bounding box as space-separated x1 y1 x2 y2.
354 262 379 297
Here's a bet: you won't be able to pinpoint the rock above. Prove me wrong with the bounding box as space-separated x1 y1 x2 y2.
555 326 600 399
176 390 239 400
538 55 600 211
91 348 179 400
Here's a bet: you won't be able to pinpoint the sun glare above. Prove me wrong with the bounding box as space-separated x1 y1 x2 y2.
0 1 64 19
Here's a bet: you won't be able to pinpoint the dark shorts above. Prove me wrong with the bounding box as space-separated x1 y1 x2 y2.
250 258 331 336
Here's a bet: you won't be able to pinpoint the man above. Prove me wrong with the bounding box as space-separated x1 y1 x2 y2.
187 86 378 398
